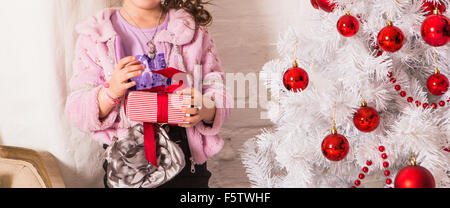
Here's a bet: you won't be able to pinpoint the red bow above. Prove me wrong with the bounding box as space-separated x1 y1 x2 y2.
125 67 186 167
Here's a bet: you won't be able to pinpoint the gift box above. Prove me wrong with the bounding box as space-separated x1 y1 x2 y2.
123 67 189 167
126 91 191 124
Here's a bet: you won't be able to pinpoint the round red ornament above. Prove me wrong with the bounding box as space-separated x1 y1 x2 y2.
316 0 336 13
377 21 405 52
421 0 446 16
426 71 449 96
421 14 450 47
311 0 319 9
394 156 436 188
283 61 309 93
337 12 360 37
353 102 380 133
321 131 350 162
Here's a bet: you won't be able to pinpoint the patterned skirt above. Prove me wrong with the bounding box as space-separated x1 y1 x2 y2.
103 125 211 188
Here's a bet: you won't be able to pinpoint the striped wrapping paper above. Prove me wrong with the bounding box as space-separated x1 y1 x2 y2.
126 91 191 124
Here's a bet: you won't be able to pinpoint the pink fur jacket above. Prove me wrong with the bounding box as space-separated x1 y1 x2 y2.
65 8 232 165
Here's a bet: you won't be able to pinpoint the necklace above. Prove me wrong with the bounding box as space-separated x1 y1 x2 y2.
121 8 164 59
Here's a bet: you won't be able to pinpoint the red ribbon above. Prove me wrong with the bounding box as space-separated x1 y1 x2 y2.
125 68 186 167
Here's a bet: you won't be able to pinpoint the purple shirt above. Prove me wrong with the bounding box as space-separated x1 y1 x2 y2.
111 10 170 90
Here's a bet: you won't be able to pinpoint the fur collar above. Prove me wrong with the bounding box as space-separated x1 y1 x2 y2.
76 8 196 46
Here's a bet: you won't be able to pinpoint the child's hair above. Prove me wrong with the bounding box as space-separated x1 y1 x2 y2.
162 0 212 26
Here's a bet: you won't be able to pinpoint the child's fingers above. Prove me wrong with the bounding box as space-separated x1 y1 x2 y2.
176 88 195 96
124 81 137 89
179 115 201 128
178 123 193 128
182 107 199 115
182 115 201 125
183 98 196 106
124 60 142 68
125 64 146 72
116 56 136 70
124 70 143 80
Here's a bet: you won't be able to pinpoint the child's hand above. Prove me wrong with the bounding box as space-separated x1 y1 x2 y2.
109 56 146 98
177 88 216 128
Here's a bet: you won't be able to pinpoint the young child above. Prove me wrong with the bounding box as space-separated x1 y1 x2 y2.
65 0 231 188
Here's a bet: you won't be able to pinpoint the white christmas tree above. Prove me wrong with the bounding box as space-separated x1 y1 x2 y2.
242 0 450 188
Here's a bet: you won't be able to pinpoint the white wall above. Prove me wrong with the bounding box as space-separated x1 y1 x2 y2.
0 0 316 187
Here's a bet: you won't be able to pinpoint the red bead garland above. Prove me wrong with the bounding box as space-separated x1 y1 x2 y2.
415 101 421 107
380 146 392 188
386 71 449 110
386 178 392 185
351 146 393 188
407 97 413 103
359 173 365 179
431 103 438 109
362 167 369 173
400 91 407 97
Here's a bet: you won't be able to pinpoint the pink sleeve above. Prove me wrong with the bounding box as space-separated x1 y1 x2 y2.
194 27 233 136
65 36 119 133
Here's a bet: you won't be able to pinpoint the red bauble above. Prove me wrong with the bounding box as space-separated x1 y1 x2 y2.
377 23 405 52
311 0 319 9
321 133 350 161
394 165 436 188
283 65 309 93
337 13 360 37
316 0 336 13
426 72 449 96
353 104 380 133
421 14 450 47
421 0 446 16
